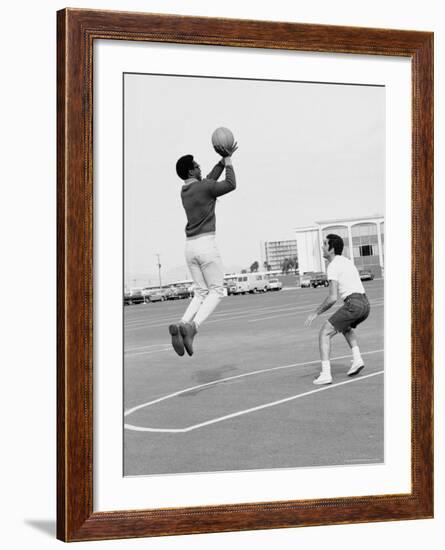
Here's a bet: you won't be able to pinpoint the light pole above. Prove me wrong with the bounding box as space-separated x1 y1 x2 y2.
156 254 162 289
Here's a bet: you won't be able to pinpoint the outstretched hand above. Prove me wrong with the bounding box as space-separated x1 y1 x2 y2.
214 141 238 158
304 312 318 327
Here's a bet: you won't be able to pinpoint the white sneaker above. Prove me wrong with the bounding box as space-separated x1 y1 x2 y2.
313 373 333 385
347 359 365 376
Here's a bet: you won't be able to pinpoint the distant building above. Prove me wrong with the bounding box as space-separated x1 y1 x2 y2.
263 239 298 271
294 215 384 278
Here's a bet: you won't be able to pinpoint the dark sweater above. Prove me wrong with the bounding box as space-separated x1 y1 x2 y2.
181 162 236 238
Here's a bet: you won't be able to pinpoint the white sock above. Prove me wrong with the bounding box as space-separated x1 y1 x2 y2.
321 360 331 376
352 346 362 363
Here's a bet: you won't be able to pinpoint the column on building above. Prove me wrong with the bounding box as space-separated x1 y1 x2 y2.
317 226 324 272
376 222 384 270
295 216 384 279
295 229 322 275
347 223 354 261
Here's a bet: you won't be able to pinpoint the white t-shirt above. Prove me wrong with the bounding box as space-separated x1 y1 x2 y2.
326 255 365 300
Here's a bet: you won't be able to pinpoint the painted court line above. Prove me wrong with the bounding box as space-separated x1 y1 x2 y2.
125 370 383 433
127 297 300 321
124 349 384 432
124 301 309 330
125 348 383 415
126 347 171 358
125 343 173 353
125 298 384 331
206 304 318 325
124 295 353 329
126 331 306 360
248 301 384 322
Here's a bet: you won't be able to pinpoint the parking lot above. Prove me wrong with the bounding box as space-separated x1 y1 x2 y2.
124 279 384 476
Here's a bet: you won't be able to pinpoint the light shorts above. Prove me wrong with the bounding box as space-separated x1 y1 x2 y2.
329 293 370 333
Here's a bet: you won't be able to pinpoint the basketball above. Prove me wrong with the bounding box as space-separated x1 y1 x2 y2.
211 127 234 149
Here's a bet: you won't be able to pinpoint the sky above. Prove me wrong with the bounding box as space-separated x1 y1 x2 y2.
124 73 385 287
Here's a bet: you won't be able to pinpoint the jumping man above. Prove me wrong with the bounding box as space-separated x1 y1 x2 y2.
169 142 238 357
304 233 371 385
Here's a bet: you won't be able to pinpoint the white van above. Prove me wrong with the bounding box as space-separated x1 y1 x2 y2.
231 273 269 294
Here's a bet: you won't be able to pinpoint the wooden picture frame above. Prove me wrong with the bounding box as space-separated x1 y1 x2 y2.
57 8 433 542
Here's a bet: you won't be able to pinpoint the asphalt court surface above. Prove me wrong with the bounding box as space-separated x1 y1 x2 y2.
124 279 384 476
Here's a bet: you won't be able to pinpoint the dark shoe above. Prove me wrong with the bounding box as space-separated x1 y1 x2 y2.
179 322 197 356
168 324 185 356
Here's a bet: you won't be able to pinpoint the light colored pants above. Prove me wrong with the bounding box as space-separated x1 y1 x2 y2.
181 233 225 328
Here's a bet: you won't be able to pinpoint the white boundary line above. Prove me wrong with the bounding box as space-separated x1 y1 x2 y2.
248 301 384 323
124 349 384 433
125 371 383 433
123 301 385 358
123 283 384 327
125 300 385 331
125 348 171 357
125 343 173 352
124 301 317 329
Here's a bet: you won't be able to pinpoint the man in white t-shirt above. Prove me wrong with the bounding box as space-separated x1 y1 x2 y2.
305 234 371 385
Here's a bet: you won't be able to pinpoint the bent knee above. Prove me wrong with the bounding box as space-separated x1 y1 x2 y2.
194 288 208 299
210 286 225 298
320 320 337 336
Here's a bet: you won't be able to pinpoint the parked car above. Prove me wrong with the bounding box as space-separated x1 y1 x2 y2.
250 273 269 293
267 278 283 291
223 276 237 295
223 280 235 296
229 275 248 295
164 287 179 300
300 274 312 288
174 285 191 299
231 273 269 294
124 289 145 305
144 288 167 302
359 269 374 281
310 272 329 288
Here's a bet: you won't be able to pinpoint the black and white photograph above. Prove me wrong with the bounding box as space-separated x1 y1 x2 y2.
3 0 440 547
123 72 385 476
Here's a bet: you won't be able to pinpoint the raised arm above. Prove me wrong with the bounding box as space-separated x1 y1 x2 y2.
209 157 236 197
206 160 225 181
208 142 238 197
